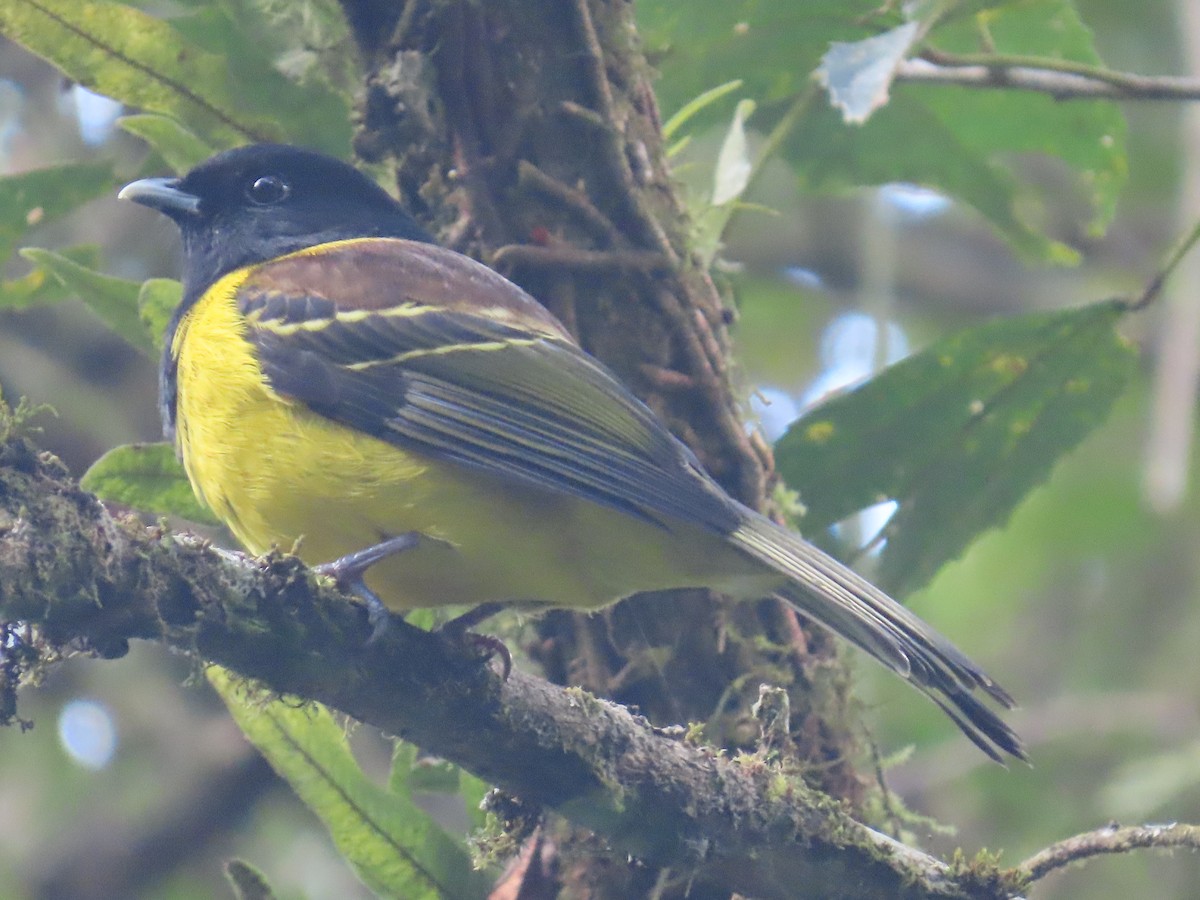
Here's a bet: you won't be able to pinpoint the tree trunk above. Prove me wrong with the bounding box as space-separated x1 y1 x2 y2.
344 0 867 893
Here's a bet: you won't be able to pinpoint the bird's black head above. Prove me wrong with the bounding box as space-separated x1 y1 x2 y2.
120 143 434 300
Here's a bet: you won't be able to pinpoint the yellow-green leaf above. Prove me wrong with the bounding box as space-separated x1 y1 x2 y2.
0 0 274 147
138 278 182 351
0 245 101 310
19 248 154 354
209 669 493 900
118 114 216 174
81 442 217 525
224 860 278 900
0 162 111 269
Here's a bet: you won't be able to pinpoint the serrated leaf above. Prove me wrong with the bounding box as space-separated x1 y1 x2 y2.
817 21 921 124
0 162 112 268
0 0 274 147
138 278 182 350
0 245 101 310
118 115 216 173
775 300 1136 596
19 248 155 354
208 668 492 900
81 442 218 525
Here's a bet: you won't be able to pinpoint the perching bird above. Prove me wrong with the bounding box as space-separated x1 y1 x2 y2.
119 143 1024 761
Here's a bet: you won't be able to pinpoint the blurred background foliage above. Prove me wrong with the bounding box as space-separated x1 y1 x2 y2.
0 0 1199 897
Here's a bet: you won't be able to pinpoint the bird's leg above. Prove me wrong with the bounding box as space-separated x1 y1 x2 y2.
442 602 505 635
313 533 421 643
315 539 514 677
441 603 512 679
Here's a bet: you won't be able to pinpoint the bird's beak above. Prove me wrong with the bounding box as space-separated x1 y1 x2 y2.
118 177 202 217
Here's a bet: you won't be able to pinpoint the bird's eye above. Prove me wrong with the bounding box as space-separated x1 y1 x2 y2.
246 175 290 205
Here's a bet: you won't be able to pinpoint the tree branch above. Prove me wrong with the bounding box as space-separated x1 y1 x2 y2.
0 428 1021 900
897 57 1200 101
1018 823 1200 884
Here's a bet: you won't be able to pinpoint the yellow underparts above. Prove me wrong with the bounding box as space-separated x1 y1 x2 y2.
171 256 773 612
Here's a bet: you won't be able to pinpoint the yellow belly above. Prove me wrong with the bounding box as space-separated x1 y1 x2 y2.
171 269 774 612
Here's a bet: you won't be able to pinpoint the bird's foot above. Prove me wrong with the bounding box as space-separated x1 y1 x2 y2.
440 603 512 679
313 533 421 643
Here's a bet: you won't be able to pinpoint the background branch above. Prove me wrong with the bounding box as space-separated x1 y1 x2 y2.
897 57 1200 101
1019 823 1200 884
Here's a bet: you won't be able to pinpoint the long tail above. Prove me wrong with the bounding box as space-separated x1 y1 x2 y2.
731 514 1026 763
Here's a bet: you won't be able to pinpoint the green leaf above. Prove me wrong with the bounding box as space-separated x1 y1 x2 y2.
0 162 112 269
81 442 218 525
225 860 278 900
640 0 1126 260
784 93 1079 264
117 115 216 174
638 0 879 121
138 278 182 351
0 245 102 310
165 1 353 156
712 99 756 206
774 300 1137 596
394 744 462 795
208 668 493 900
18 248 155 354
0 0 276 147
391 744 490 830
662 79 743 141
923 0 1128 236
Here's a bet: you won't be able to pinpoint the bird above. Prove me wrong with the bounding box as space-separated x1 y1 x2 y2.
119 143 1025 762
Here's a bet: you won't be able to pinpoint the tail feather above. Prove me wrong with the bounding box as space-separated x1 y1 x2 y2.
732 516 1026 763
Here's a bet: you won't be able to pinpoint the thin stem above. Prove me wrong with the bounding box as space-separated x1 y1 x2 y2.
1019 823 1200 883
1131 214 1200 310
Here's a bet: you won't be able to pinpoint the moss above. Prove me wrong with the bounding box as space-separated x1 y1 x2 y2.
470 790 541 869
947 847 1026 900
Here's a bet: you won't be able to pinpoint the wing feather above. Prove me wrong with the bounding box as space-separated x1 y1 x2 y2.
245 278 741 534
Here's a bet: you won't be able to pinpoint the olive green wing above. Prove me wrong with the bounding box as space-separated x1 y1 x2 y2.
239 244 741 534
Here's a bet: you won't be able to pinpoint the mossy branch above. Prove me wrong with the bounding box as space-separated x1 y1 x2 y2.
0 425 1026 900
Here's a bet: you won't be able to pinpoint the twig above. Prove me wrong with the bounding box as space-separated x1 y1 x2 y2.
1019 822 1200 883
516 160 625 248
1129 214 1200 311
897 57 1200 102
922 48 1195 94
569 0 617 124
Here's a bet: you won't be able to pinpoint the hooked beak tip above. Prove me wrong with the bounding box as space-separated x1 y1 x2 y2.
118 177 201 217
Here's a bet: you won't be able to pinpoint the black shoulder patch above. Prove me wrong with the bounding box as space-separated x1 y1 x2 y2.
241 288 337 325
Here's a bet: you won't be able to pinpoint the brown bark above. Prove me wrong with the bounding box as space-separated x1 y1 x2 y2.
342 3 871 892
